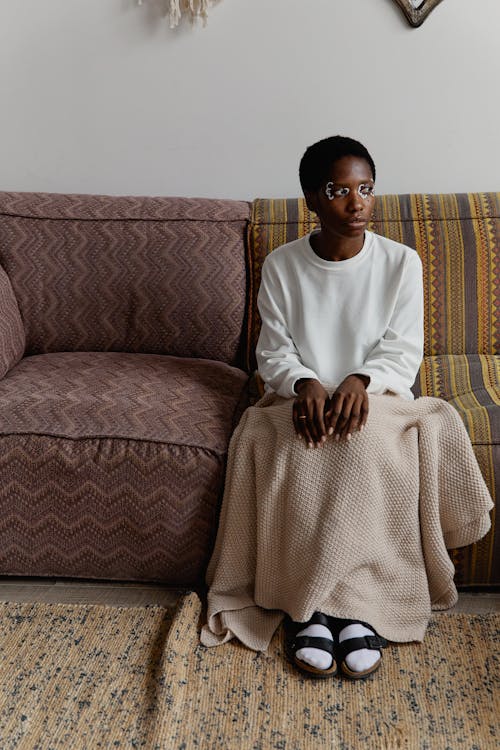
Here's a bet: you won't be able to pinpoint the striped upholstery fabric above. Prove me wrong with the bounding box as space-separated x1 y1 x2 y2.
247 195 500 586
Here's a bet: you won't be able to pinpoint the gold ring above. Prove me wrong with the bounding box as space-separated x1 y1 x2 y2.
298 416 307 420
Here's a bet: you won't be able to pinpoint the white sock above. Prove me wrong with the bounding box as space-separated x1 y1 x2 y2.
295 623 333 670
339 622 380 673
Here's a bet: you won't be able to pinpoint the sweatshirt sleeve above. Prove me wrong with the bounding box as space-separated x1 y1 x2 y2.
256 256 318 397
346 250 424 398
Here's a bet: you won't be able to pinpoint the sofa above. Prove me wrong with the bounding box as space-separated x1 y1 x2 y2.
0 191 498 589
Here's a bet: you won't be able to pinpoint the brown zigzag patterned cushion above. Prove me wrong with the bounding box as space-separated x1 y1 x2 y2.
0 193 251 367
0 264 25 378
0 352 249 583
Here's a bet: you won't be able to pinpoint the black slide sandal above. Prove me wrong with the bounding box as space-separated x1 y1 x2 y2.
285 612 338 679
337 631 388 680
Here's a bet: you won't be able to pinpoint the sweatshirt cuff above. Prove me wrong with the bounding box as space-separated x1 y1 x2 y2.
346 370 389 396
276 368 319 399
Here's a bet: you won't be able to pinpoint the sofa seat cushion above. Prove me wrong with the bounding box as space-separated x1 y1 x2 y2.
0 351 248 452
413 354 499 445
0 352 249 584
412 353 499 586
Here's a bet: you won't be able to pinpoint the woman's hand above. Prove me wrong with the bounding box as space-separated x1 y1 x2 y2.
325 374 369 442
293 379 330 448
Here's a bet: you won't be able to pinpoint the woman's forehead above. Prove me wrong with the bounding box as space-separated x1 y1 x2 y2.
327 156 374 183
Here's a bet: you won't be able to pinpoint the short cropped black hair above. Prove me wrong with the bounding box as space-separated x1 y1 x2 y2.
299 135 376 193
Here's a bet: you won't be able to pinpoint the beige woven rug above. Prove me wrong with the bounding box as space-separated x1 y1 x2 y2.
0 592 498 748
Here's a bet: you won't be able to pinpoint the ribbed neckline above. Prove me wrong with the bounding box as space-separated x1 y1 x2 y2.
301 230 374 270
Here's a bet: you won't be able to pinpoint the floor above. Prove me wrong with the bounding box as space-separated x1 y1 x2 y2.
0 577 185 610
0 577 498 614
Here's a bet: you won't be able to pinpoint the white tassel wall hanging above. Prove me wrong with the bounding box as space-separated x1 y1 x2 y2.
137 0 219 28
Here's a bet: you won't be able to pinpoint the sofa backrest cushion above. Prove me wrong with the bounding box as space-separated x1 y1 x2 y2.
0 193 250 367
246 193 500 369
0 264 25 378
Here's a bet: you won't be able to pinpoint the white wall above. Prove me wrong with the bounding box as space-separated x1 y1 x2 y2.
1 0 499 199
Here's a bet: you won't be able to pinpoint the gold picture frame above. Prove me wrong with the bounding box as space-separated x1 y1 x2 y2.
393 0 444 27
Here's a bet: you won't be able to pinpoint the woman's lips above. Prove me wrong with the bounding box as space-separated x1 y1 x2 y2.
346 217 367 228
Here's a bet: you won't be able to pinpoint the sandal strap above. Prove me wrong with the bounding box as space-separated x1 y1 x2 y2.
285 611 332 642
337 634 388 661
307 611 331 628
291 635 336 655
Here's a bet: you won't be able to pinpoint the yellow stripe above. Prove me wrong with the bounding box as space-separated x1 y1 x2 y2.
470 535 478 583
448 353 495 582
432 357 441 397
447 356 475 438
411 195 432 357
426 194 439 357
269 198 275 226
269 199 275 250
297 197 306 230
485 450 496 581
269 200 282 252
480 354 500 405
470 443 496 582
469 194 496 355
485 213 498 353
478 353 498 581
460 356 492 441
471 212 487 354
426 356 441 398
390 195 403 243
442 195 466 354
453 354 496 582
417 362 427 396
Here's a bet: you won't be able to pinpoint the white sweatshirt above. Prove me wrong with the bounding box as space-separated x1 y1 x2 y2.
256 230 424 400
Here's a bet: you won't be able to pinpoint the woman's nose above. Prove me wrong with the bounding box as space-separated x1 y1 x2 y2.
347 191 364 211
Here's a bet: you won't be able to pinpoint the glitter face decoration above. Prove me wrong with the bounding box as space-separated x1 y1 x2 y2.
325 182 375 201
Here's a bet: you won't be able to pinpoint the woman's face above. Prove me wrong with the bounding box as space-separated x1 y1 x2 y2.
305 155 375 242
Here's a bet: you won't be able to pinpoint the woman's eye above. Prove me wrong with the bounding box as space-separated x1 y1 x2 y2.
325 182 374 200
325 182 349 200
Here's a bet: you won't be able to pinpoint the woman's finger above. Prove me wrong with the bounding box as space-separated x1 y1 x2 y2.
303 422 316 447
298 411 315 446
333 398 351 439
326 394 344 436
312 398 328 444
341 395 369 441
305 399 322 444
342 398 361 439
359 393 369 431
292 401 304 435
293 402 310 443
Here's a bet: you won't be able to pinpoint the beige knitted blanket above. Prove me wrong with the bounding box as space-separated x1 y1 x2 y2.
201 393 493 651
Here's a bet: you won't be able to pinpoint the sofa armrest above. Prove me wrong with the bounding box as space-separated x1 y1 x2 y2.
0 265 25 379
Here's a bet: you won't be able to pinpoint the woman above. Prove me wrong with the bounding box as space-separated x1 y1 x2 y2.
200 136 493 680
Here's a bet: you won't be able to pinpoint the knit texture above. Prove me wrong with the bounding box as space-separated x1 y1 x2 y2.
201 393 493 651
